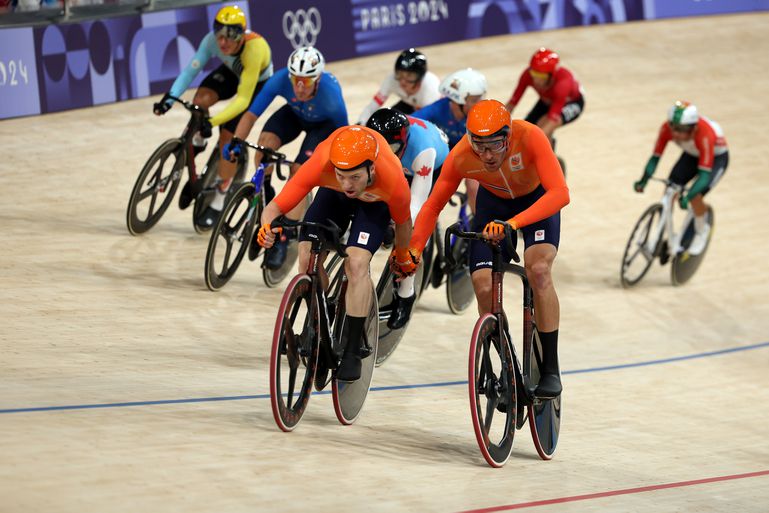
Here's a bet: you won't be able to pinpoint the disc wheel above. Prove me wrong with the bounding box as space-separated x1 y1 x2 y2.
263 238 300 288
332 281 379 425
446 236 474 314
204 182 260 291
527 328 562 460
620 203 664 287
269 274 319 432
468 314 516 468
671 207 714 286
126 138 184 235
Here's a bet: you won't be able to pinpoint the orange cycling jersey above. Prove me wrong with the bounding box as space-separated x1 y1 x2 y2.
273 126 412 224
411 120 569 252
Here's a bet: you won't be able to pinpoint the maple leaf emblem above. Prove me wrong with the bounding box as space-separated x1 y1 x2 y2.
417 165 432 177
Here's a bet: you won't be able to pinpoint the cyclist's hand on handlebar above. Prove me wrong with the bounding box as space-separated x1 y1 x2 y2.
222 138 245 162
483 220 515 241
257 223 283 248
153 93 172 116
200 118 213 139
678 195 690 210
390 247 421 278
634 177 649 193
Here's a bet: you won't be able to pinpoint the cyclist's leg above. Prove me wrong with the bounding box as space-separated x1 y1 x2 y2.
337 199 390 381
688 152 728 254
297 187 354 280
518 194 562 397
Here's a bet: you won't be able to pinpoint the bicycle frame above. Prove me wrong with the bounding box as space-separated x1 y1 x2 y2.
646 179 694 258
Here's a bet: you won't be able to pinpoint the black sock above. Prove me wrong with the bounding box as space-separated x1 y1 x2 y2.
538 329 560 375
344 316 366 356
264 175 275 204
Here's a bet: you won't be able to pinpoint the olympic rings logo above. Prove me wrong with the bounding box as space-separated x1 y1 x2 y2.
282 8 322 49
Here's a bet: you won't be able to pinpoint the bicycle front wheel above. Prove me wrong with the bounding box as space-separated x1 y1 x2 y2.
620 203 664 287
269 274 319 432
126 138 184 235
468 314 516 468
204 182 260 291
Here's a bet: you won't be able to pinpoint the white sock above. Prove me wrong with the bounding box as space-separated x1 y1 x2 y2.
210 188 227 211
694 214 707 233
397 275 415 298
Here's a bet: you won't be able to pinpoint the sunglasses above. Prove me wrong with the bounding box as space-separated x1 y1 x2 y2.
529 69 549 80
470 136 507 154
289 75 318 88
213 24 244 42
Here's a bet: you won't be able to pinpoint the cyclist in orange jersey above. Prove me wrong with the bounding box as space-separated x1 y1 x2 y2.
258 126 413 382
397 99 570 398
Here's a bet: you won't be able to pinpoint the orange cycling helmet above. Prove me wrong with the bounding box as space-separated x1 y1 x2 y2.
466 99 511 138
330 127 379 171
530 48 559 74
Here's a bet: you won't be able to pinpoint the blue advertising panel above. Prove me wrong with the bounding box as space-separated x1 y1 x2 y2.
0 27 41 118
653 0 769 18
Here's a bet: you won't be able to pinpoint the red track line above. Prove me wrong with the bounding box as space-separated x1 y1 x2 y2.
458 470 769 512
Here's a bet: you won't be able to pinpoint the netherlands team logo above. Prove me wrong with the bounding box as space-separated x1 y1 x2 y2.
282 8 322 49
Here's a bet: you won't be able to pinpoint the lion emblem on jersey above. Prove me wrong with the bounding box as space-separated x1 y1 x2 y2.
508 152 524 172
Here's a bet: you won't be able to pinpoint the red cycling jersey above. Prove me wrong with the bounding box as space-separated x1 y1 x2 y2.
273 126 412 225
508 67 583 122
410 120 570 252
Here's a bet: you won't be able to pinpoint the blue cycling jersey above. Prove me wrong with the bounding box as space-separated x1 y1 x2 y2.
412 98 466 148
247 68 348 127
401 116 449 176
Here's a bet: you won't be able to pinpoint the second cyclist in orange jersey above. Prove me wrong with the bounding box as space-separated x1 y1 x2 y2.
399 99 569 399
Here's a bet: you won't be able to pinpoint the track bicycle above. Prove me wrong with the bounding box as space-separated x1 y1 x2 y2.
373 191 474 366
126 95 247 235
204 141 298 291
620 177 714 287
446 222 561 467
269 219 379 431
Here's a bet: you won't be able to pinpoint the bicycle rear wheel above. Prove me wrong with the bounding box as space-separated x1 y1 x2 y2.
126 138 184 235
527 328 562 460
671 207 714 286
263 237 299 288
332 281 379 425
269 274 319 432
468 314 516 468
620 203 664 287
446 236 474 314
204 182 260 291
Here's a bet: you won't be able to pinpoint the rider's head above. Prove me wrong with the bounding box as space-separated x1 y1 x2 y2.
529 48 559 87
365 108 410 158
667 100 699 142
213 5 247 55
330 127 379 197
394 48 428 94
439 68 487 117
466 99 512 171
287 46 325 102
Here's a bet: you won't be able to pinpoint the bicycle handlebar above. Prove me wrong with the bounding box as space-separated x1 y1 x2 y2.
444 220 519 268
236 139 292 181
165 95 206 115
271 217 348 259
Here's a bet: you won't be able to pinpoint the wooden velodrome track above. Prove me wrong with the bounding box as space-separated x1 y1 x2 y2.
2 12 769 513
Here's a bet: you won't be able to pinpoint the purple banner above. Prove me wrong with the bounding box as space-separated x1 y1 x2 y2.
653 0 769 18
0 27 40 118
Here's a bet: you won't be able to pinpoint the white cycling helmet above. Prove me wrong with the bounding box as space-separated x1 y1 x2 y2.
439 68 487 105
287 46 325 78
667 100 699 127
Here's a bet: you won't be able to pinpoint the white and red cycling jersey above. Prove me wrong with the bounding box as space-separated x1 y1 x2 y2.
357 71 442 124
653 116 728 171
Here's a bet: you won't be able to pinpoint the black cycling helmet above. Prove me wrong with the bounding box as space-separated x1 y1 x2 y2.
394 48 427 80
366 108 410 156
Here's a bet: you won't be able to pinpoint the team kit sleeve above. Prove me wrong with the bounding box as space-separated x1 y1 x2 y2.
410 150 463 252
507 69 531 108
510 127 570 229
357 74 396 124
247 70 284 117
168 33 216 99
273 140 329 214
407 147 437 223
210 38 271 127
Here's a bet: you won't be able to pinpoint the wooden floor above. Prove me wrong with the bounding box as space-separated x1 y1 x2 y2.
2 13 769 513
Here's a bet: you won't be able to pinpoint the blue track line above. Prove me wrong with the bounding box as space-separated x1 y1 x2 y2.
2 341 767 415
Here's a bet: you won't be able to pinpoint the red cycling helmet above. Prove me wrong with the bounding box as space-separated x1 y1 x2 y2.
530 48 559 74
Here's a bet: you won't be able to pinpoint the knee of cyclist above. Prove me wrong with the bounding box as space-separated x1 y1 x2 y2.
344 254 370 280
471 273 492 298
526 260 552 291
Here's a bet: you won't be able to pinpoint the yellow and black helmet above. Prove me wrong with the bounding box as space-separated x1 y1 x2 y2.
213 5 247 40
